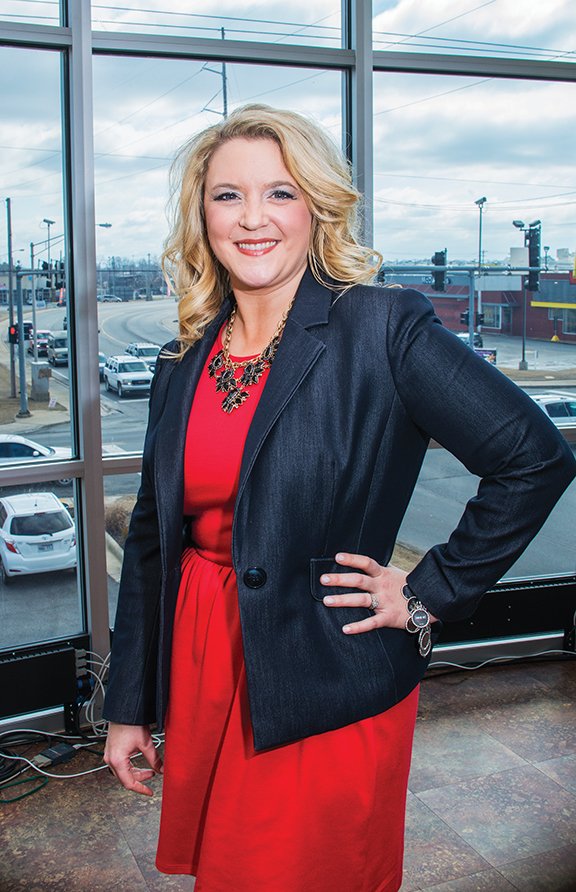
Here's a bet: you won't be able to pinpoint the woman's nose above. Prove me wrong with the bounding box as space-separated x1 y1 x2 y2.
240 198 268 230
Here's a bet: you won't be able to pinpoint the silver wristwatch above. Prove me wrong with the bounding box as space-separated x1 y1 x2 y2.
402 584 432 658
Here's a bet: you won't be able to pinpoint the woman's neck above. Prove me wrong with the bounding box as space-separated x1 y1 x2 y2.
227 287 296 356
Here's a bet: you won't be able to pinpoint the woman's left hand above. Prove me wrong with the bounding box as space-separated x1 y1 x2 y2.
321 552 437 635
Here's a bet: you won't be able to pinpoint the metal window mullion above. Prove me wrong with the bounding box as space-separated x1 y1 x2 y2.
372 49 576 83
91 30 353 69
344 0 373 247
0 21 71 47
66 0 109 658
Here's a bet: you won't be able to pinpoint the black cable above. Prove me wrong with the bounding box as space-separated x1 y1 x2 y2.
0 750 21 783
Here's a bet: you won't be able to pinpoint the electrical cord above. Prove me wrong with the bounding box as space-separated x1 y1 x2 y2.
428 647 576 672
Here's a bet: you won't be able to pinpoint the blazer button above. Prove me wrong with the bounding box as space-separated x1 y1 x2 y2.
243 567 267 589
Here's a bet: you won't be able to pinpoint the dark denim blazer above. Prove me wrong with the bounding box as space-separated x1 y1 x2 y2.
103 268 576 750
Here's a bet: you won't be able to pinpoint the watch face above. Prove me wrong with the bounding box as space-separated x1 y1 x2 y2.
411 607 429 629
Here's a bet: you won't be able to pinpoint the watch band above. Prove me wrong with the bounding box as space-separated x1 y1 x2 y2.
402 584 432 658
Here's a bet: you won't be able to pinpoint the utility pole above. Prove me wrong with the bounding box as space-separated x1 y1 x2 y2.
203 28 228 119
221 28 228 118
6 198 16 398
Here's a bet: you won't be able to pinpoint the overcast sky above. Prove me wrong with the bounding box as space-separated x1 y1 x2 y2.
0 0 574 269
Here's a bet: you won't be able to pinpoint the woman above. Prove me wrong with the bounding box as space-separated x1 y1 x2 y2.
103 104 575 891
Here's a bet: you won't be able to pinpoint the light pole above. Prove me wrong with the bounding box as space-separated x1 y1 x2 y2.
512 219 529 370
42 218 55 265
96 224 112 295
475 197 487 327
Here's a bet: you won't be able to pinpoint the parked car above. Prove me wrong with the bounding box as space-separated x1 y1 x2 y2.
456 331 484 348
47 331 69 366
0 492 76 584
103 355 153 397
125 342 161 372
27 329 51 356
530 392 576 434
0 434 72 486
97 294 122 303
98 352 107 380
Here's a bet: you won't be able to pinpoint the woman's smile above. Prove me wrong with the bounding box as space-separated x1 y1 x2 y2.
235 239 280 256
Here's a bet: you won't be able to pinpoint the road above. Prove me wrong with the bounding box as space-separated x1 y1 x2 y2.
1 301 575 648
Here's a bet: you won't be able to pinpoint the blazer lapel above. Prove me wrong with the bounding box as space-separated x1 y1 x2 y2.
236 268 334 505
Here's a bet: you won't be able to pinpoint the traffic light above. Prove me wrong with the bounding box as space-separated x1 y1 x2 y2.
460 310 470 326
475 312 485 326
54 260 65 289
8 324 18 344
527 224 541 291
431 250 446 291
41 260 52 289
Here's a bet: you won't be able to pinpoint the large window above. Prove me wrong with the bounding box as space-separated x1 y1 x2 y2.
92 55 342 452
0 1 574 679
91 1 342 47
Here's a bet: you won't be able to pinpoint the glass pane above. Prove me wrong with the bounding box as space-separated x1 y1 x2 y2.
93 55 342 453
373 0 576 62
0 482 81 650
375 70 576 580
91 1 341 47
394 446 576 581
0 0 60 26
104 472 140 623
0 47 73 475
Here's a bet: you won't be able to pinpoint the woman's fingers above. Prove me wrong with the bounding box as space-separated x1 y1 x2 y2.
321 552 410 634
333 551 381 575
111 762 157 797
104 723 163 797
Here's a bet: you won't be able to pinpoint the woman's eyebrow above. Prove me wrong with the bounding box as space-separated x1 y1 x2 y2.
208 180 298 190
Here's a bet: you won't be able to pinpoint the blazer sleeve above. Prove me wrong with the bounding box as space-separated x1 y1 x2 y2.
102 346 176 726
386 289 576 622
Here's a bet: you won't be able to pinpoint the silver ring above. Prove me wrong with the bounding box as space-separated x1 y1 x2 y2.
369 593 380 610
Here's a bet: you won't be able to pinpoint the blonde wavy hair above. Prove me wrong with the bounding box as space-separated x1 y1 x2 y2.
162 103 382 351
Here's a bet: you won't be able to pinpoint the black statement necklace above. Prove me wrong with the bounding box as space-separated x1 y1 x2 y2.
207 298 294 413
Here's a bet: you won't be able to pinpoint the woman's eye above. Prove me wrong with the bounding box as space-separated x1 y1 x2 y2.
270 189 296 201
213 191 239 202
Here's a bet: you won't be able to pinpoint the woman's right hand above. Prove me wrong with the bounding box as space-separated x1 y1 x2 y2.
104 722 163 796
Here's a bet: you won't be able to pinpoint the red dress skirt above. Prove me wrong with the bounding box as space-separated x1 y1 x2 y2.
156 330 419 892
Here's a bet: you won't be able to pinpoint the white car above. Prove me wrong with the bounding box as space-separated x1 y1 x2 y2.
103 354 153 397
530 392 576 436
0 434 72 486
0 492 77 584
125 342 161 372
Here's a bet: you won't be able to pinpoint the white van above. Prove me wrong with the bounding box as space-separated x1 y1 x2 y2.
47 331 69 366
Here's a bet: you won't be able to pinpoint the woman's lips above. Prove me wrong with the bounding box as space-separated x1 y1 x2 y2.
235 240 279 256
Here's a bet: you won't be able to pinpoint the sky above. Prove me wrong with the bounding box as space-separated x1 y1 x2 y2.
0 0 575 270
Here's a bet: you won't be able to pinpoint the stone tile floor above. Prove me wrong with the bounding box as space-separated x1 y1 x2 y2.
0 659 574 891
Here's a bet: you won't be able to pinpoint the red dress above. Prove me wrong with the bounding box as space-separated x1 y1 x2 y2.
156 328 419 892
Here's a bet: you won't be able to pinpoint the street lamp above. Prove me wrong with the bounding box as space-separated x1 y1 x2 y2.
42 218 55 265
512 220 530 370
475 197 487 329
475 197 487 270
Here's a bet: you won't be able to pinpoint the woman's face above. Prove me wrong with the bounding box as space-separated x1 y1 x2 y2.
203 137 312 299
